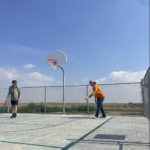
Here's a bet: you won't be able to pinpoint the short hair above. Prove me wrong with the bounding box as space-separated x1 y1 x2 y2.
12 80 17 83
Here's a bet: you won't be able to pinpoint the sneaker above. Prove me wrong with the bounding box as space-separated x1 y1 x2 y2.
99 116 106 118
10 114 15 118
14 113 17 118
93 116 98 119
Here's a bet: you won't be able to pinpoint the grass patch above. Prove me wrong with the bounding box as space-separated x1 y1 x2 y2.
128 104 137 108
0 106 7 113
0 106 12 113
121 104 128 108
0 103 143 114
17 103 94 113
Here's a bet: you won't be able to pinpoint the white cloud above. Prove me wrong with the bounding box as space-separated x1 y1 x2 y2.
0 67 57 87
20 72 56 86
20 81 49 87
21 72 55 82
0 66 146 88
0 67 20 80
95 70 146 84
23 64 35 69
83 78 87 82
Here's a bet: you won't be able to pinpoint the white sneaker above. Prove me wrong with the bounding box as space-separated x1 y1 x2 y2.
93 116 98 119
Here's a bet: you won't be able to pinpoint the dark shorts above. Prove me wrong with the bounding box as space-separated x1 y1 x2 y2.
11 100 18 105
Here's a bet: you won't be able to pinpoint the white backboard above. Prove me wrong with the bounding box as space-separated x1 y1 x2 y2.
45 50 67 66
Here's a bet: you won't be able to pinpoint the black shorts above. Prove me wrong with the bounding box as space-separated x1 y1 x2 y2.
11 100 18 105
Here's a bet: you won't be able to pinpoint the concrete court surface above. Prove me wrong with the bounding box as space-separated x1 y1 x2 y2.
0 114 149 150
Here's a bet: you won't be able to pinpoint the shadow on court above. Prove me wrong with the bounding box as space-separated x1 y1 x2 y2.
0 114 149 150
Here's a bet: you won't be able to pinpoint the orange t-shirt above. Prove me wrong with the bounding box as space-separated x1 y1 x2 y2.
89 85 105 98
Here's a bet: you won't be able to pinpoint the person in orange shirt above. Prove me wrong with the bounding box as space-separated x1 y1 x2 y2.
85 80 106 119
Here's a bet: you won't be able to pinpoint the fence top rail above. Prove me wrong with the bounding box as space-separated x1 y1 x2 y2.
0 82 141 89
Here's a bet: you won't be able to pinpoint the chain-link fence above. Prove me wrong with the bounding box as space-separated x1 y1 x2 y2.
0 82 143 116
141 67 150 121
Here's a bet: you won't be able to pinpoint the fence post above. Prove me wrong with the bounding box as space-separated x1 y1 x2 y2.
7 96 10 113
86 85 89 115
141 79 145 117
44 87 46 114
147 69 150 120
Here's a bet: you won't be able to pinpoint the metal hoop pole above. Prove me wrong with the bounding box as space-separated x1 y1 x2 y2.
44 87 46 114
58 65 65 114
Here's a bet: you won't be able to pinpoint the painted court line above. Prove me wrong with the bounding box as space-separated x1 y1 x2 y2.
0 118 82 133
62 116 114 150
0 141 63 149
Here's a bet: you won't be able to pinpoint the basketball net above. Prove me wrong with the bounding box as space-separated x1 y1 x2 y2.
48 59 57 70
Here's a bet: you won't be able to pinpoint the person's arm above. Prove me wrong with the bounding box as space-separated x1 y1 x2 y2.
6 87 11 101
85 86 98 100
89 86 98 98
18 87 21 101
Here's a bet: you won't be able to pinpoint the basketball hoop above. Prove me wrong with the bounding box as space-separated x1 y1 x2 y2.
48 59 57 70
45 50 67 114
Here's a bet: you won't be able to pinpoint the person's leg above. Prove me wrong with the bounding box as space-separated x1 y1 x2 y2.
14 100 18 117
100 104 106 117
95 102 99 117
13 105 15 114
11 105 13 114
99 97 106 117
10 103 15 118
11 100 15 114
13 105 17 118
15 105 17 113
95 98 101 118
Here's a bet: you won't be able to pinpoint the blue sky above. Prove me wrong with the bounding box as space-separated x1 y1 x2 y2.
0 0 149 87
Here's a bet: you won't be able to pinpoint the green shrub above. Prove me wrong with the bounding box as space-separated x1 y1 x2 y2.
71 106 78 111
65 107 71 112
78 105 96 111
17 107 28 113
26 103 40 112
0 103 96 114
0 106 7 113
46 106 51 112
26 103 36 109
53 106 63 112
39 103 44 112
0 106 12 113
89 106 96 111
65 107 77 112
45 106 62 112
78 105 87 111
28 109 37 113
